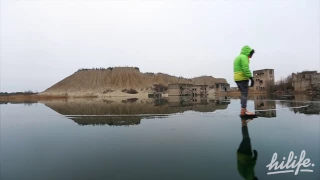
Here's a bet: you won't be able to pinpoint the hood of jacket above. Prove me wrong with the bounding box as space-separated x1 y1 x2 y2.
241 45 253 56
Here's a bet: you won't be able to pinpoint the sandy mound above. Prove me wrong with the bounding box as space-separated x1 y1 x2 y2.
40 67 228 97
192 76 227 86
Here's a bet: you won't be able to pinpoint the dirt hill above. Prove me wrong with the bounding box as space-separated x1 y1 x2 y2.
192 76 227 87
40 67 228 97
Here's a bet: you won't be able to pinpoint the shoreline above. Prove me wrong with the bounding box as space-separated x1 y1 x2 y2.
1 90 319 103
226 91 268 96
0 90 152 103
0 94 68 103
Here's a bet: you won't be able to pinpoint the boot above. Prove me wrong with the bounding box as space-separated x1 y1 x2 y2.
240 108 255 116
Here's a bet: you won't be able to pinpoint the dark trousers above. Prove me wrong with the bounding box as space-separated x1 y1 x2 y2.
237 126 252 156
236 80 249 108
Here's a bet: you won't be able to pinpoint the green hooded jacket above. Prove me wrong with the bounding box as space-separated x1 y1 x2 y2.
234 45 253 81
237 152 257 180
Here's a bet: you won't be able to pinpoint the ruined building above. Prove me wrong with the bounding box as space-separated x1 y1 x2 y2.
167 81 231 98
292 71 320 94
215 83 230 92
253 69 275 91
168 83 208 96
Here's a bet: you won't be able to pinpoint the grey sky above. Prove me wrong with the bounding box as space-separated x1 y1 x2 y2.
1 0 319 92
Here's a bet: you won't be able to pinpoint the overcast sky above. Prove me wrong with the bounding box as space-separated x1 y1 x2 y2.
1 0 319 92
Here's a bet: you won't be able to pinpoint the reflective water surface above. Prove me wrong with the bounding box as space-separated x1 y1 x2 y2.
1 95 319 180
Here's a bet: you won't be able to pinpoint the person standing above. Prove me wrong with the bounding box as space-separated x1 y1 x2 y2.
233 45 255 116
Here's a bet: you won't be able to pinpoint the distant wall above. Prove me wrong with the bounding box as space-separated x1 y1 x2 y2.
191 87 201 95
215 83 230 92
168 84 180 96
292 80 311 92
311 74 320 92
292 71 320 93
208 89 216 99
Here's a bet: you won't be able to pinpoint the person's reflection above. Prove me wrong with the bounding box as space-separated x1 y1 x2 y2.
237 118 258 180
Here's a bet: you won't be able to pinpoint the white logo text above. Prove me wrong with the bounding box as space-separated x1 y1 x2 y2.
266 150 315 175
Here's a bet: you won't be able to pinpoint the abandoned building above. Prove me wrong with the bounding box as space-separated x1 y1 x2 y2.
254 96 276 118
168 83 208 96
253 69 275 91
168 83 192 96
215 83 230 92
191 85 209 96
292 71 320 94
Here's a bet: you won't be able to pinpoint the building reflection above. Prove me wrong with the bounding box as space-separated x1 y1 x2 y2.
254 96 276 118
168 96 230 112
276 95 320 115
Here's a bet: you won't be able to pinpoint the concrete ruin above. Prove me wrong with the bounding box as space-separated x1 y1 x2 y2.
215 83 230 92
253 69 275 91
167 83 208 96
167 82 231 99
292 71 320 94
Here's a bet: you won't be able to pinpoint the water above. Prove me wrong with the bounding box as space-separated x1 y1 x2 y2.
0 96 319 180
